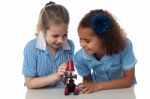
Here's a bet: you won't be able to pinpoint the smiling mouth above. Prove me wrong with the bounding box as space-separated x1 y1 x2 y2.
84 48 90 52
84 47 90 51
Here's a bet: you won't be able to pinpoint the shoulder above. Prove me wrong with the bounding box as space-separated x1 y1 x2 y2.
67 39 74 44
65 39 75 54
75 49 84 56
74 49 84 61
119 38 137 63
125 38 132 47
25 38 37 47
111 38 134 59
67 39 74 49
24 39 37 53
121 38 133 54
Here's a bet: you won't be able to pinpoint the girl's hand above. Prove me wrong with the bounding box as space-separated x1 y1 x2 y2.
77 82 102 94
55 62 67 79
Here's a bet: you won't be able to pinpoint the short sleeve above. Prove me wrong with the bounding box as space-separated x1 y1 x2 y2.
22 40 37 77
121 39 137 70
73 50 91 76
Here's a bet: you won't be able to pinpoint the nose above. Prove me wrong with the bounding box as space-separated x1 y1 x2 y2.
57 37 64 44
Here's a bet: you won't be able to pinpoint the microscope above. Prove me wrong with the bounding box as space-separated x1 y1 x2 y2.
64 53 79 95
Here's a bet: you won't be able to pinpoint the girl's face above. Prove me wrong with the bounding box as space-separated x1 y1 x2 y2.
45 23 68 49
78 27 105 55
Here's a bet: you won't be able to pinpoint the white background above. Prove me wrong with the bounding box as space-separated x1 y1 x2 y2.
0 0 150 99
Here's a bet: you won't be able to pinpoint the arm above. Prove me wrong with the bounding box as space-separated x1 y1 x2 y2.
78 68 135 94
25 73 59 89
99 68 135 89
25 63 67 89
100 40 136 89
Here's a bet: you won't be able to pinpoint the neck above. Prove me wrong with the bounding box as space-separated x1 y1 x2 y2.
94 50 106 60
94 53 104 60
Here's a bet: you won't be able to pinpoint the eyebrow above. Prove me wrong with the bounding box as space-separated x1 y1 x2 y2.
51 31 68 35
80 37 91 41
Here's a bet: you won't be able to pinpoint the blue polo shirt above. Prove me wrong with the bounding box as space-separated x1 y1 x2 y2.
74 39 137 82
22 38 74 86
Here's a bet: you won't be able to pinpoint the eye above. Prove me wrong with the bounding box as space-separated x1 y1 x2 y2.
79 38 90 43
52 35 59 38
84 39 90 43
79 38 83 42
63 33 68 38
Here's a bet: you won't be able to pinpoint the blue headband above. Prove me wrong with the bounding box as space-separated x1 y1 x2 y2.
91 13 111 34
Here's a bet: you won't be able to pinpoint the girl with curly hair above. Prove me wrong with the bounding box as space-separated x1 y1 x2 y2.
74 9 137 94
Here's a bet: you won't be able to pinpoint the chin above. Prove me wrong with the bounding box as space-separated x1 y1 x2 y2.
54 45 62 49
85 50 94 55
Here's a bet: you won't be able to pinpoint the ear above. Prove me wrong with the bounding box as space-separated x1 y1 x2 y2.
35 24 46 36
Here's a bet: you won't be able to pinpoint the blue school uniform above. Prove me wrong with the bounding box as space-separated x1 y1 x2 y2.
74 39 137 83
22 38 74 86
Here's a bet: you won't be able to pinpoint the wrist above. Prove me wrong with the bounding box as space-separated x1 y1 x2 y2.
96 82 103 90
53 72 61 80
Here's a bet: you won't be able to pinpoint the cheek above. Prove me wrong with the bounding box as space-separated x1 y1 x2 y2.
91 40 103 51
45 36 54 44
95 37 103 46
88 43 96 49
85 42 97 52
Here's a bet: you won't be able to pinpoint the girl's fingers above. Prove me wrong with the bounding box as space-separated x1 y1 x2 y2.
77 83 93 94
60 63 67 69
58 68 66 75
59 64 67 72
80 87 89 94
57 62 67 76
59 65 66 69
59 72 64 76
85 90 93 94
77 83 87 93
59 68 66 73
77 83 84 88
62 62 67 66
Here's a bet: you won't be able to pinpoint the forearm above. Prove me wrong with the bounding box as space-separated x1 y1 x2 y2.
25 73 60 89
78 69 135 94
97 76 134 90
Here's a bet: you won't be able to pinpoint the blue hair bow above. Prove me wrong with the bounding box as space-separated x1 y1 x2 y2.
91 13 111 34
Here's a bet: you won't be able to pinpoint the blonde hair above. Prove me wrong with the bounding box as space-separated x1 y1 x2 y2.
35 2 69 36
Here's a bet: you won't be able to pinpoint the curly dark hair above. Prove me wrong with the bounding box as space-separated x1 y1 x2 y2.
78 9 127 55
